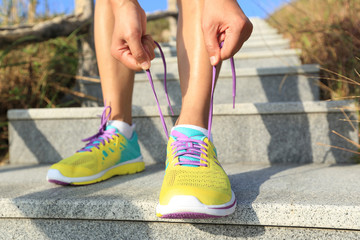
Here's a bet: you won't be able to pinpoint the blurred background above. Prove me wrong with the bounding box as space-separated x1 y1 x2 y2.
0 0 359 163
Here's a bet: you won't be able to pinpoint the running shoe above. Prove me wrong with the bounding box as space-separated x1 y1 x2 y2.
155 125 236 218
146 41 237 218
47 106 144 185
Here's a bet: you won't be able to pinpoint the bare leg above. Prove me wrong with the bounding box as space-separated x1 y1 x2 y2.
94 0 134 124
176 0 217 129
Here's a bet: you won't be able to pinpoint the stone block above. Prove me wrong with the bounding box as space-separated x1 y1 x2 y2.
80 65 319 107
0 163 360 232
156 39 290 57
8 101 358 165
149 49 302 73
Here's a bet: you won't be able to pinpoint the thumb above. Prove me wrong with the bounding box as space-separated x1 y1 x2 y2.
202 25 221 66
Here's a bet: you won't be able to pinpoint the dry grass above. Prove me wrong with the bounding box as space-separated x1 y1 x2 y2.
0 33 81 163
269 0 360 160
147 18 170 42
268 0 360 99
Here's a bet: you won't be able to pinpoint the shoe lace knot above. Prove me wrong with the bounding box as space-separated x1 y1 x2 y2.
77 105 118 152
171 130 209 167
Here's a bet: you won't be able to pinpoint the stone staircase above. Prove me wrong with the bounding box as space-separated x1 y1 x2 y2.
3 17 360 239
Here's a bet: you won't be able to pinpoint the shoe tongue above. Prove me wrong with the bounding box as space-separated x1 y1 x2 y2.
171 126 206 141
171 126 207 167
105 125 120 134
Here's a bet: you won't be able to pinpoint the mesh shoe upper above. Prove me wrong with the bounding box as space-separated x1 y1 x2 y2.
50 127 142 178
159 127 232 206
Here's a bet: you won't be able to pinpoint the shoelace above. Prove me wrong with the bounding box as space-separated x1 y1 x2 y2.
147 41 236 139
77 105 118 152
171 130 209 167
147 41 236 166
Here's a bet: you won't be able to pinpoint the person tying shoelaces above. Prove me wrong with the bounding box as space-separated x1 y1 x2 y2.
47 0 253 219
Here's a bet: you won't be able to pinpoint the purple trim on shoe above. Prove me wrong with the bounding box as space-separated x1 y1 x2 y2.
209 199 237 210
160 212 222 219
48 179 70 186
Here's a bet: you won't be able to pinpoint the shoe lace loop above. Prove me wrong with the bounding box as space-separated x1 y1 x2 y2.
77 105 117 152
146 41 236 139
171 130 209 167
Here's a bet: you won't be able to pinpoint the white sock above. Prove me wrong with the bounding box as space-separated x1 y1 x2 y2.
107 120 135 139
172 124 213 142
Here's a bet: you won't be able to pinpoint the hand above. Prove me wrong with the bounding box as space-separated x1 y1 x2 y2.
202 0 253 66
110 0 155 70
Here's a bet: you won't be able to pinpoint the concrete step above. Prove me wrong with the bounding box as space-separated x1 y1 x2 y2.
150 49 302 73
249 18 282 36
247 33 285 41
163 33 286 47
8 101 358 165
244 27 278 36
80 65 320 107
156 39 290 57
249 17 273 27
1 163 360 239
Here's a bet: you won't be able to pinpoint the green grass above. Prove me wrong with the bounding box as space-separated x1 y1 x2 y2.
0 17 171 164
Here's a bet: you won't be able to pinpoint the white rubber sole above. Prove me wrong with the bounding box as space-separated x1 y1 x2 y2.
47 156 144 184
156 190 236 218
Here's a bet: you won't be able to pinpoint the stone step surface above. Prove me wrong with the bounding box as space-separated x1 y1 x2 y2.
244 27 278 35
156 38 290 57
164 32 286 47
80 65 320 107
0 162 359 239
150 49 302 73
8 101 358 165
3 219 360 240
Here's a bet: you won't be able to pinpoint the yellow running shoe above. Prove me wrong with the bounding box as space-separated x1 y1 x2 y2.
47 106 145 185
156 125 236 218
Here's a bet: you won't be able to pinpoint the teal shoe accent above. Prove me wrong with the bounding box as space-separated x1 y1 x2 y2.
118 131 142 164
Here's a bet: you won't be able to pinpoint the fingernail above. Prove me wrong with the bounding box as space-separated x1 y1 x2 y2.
210 56 216 65
140 61 150 70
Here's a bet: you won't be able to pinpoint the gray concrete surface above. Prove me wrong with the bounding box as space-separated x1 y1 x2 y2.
156 39 290 57
8 101 358 165
149 49 302 73
0 163 360 231
79 65 320 107
2 218 360 240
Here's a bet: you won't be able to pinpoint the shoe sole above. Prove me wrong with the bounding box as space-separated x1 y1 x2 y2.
156 190 236 219
47 157 145 186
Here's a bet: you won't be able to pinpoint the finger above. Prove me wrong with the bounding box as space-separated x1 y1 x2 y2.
111 43 143 71
218 32 226 43
202 22 221 66
220 29 244 60
143 34 156 49
221 19 253 60
125 32 150 70
143 38 155 60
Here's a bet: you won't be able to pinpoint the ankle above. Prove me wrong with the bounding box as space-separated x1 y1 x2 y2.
176 117 208 129
107 120 135 139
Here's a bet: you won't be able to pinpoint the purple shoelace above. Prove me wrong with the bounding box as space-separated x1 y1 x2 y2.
147 41 236 167
77 105 118 152
147 41 236 138
171 130 209 167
